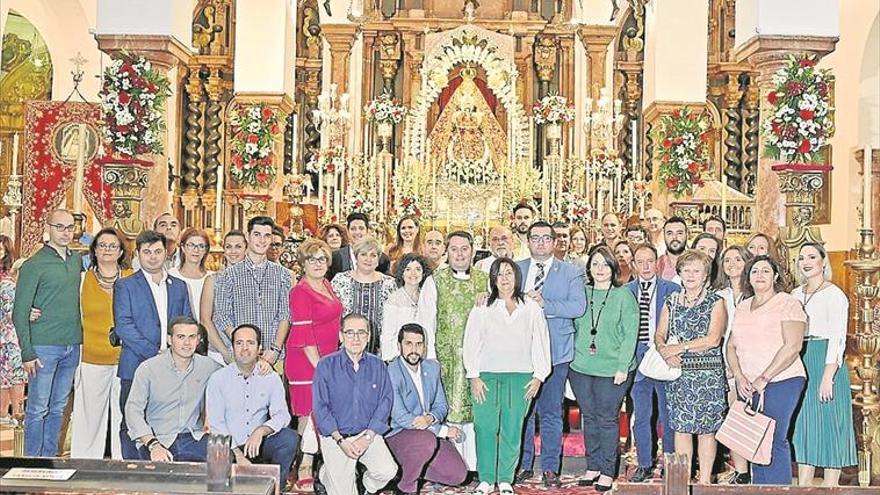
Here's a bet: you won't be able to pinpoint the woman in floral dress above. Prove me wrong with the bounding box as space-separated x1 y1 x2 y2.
0 234 26 423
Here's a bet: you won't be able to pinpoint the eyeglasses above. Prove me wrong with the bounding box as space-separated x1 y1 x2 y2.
184 242 208 250
48 223 76 233
97 243 120 250
305 256 328 265
529 235 554 243
342 329 369 339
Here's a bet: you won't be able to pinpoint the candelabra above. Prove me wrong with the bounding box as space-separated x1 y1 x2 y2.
312 83 351 150
583 87 625 154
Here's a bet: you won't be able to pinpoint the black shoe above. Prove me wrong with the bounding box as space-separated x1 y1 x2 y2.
542 471 561 488
630 466 654 483
577 475 599 487
514 470 533 484
728 471 751 484
595 481 613 492
313 477 327 495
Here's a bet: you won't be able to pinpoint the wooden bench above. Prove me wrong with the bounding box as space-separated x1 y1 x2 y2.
0 457 278 495
614 454 877 495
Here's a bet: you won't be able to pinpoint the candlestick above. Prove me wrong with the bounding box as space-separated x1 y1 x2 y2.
215 162 224 228
864 145 873 230
721 174 727 222
628 181 634 213
318 171 324 213
72 124 87 212
631 119 639 176
11 133 19 176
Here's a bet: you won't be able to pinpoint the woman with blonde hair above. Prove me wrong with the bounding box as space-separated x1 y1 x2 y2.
287 238 343 490
567 225 589 267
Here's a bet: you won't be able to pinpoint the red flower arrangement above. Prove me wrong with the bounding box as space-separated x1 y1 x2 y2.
651 107 711 198
229 104 282 188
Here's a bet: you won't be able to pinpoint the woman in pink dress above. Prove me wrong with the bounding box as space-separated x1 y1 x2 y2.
286 238 343 490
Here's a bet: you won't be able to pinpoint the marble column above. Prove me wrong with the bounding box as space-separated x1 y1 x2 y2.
322 24 359 93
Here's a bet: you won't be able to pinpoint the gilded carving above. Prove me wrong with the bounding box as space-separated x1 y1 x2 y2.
534 37 557 83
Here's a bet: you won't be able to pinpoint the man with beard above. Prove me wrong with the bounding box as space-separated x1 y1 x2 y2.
266 226 285 263
328 212 391 279
656 216 689 281
475 226 512 273
421 229 446 270
510 203 534 260
642 209 666 256
386 323 468 495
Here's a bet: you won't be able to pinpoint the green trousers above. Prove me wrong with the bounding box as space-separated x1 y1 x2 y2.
472 372 532 484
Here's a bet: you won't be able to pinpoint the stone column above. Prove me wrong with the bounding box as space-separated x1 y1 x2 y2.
578 25 616 102
735 36 837 237
322 24 359 93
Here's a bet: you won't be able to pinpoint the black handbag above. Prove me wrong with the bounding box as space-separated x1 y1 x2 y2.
109 326 121 347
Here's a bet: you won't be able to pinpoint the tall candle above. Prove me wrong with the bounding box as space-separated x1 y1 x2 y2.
865 145 873 230
11 133 19 175
318 171 324 212
73 124 87 212
215 162 225 228
721 174 727 222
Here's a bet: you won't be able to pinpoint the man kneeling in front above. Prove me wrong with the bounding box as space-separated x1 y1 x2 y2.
206 324 299 488
125 316 221 461
313 313 397 495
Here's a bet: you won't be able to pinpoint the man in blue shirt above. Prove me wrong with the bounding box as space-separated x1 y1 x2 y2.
312 314 396 495
206 324 299 489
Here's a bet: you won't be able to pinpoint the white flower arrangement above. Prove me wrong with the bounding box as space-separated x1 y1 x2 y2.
98 54 171 156
364 92 407 125
553 192 592 225
532 94 575 125
305 146 346 175
347 190 375 215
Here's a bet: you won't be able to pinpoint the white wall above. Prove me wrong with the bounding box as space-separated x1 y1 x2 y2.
95 0 195 50
234 0 295 96
736 0 839 49
642 0 708 107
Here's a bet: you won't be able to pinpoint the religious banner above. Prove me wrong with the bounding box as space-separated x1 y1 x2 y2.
21 101 112 256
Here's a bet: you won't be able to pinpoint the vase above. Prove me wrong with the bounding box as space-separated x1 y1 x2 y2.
546 123 562 140
377 121 393 153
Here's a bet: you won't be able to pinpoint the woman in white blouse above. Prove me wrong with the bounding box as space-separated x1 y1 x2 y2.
463 257 551 495
380 253 433 361
169 228 213 354
790 243 856 486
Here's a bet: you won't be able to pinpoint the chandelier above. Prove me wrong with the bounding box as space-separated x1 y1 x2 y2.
312 83 351 149
583 86 625 153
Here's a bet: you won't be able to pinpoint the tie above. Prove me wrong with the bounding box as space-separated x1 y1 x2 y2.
638 281 651 342
534 262 546 291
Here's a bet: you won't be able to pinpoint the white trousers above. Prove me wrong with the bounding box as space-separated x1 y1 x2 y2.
318 433 397 495
70 362 122 459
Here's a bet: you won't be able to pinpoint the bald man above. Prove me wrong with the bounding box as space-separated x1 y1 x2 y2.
599 213 622 247
642 208 666 256
475 225 513 273
13 209 84 456
422 230 446 269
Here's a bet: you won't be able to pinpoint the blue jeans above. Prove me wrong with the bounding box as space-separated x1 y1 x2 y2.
630 373 674 468
751 377 805 485
118 378 140 459
519 362 569 473
238 427 300 484
138 432 209 462
24 345 80 457
569 370 633 478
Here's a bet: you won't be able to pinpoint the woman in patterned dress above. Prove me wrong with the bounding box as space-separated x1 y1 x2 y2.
0 234 25 423
331 237 396 355
655 250 727 485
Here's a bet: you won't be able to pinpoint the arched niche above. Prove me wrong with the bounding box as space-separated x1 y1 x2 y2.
0 9 53 130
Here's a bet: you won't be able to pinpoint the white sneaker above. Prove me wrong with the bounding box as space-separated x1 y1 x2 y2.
498 482 515 494
472 481 494 495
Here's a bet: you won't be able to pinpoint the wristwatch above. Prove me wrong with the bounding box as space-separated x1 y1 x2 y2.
269 343 283 354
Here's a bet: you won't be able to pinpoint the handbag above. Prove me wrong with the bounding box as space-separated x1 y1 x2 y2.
716 392 776 465
638 336 682 381
637 293 682 381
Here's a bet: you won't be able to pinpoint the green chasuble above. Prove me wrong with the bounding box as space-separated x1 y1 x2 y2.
434 267 488 423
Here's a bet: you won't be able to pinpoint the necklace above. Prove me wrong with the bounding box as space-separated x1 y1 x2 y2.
587 286 612 355
751 293 774 311
95 266 120 290
800 280 827 319
682 288 705 307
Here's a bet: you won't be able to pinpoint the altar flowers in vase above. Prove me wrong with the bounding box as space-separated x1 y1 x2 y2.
229 103 281 188
651 107 711 198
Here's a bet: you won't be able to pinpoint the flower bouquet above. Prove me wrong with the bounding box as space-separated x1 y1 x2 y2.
652 107 711 198
347 190 375 216
395 195 422 219
305 146 346 175
763 54 834 164
532 94 575 125
364 92 408 125
229 103 282 188
553 192 592 225
98 53 171 156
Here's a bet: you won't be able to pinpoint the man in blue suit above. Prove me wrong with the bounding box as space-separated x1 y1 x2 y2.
114 230 193 459
626 244 681 482
386 323 467 495
515 221 586 488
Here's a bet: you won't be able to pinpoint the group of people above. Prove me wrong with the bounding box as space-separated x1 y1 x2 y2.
0 201 857 494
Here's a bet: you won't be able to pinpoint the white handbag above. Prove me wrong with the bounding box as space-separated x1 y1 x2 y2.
637 293 683 381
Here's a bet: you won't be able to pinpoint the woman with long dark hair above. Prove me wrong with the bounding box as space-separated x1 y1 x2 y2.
380 253 433 361
463 257 550 495
571 246 639 492
387 215 423 271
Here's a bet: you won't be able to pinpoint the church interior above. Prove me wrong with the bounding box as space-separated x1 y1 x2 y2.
0 0 879 492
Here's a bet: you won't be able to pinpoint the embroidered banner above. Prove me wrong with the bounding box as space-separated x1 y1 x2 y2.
21 101 112 256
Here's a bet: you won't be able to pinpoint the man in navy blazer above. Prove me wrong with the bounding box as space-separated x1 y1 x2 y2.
386 323 467 495
515 221 586 487
626 244 681 482
327 212 390 280
114 230 193 459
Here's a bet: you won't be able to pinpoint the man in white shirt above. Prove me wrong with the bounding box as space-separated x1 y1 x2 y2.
386 324 467 495
475 225 513 273
625 244 680 481
422 229 446 270
643 208 667 256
